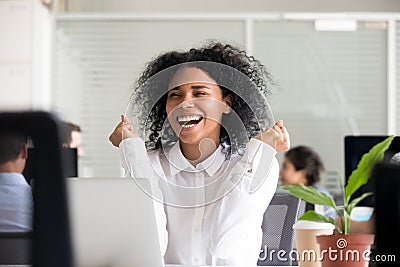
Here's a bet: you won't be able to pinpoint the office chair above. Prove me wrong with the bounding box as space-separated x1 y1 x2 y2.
0 112 73 267
258 191 302 266
0 232 33 264
375 163 400 267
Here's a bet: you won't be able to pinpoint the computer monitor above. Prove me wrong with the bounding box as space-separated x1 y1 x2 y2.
344 136 400 206
23 147 78 182
374 163 400 266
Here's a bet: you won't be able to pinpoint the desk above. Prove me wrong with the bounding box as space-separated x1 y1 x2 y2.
4 266 298 267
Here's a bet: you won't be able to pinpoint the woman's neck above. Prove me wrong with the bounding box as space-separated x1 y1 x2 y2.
180 138 219 166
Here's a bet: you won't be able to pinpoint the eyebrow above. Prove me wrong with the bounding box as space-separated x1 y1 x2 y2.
169 85 211 91
191 85 211 90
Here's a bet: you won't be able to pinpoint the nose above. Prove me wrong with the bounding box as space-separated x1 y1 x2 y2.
180 97 195 109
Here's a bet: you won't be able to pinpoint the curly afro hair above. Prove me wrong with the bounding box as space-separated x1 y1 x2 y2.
129 41 277 155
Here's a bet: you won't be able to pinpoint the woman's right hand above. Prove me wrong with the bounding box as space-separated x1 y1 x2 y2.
109 115 138 147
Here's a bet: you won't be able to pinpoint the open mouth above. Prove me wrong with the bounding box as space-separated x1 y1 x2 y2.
177 115 204 129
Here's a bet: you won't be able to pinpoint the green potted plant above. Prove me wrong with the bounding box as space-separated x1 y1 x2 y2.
282 135 394 267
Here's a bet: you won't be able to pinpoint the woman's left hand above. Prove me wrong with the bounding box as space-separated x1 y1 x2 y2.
255 120 290 153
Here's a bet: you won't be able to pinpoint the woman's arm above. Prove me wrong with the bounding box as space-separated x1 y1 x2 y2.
210 120 290 262
109 115 168 255
210 138 280 265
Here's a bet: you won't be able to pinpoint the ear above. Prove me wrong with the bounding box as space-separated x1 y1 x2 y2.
298 169 309 185
20 144 28 160
222 95 232 114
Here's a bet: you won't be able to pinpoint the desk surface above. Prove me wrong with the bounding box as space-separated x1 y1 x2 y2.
3 266 298 267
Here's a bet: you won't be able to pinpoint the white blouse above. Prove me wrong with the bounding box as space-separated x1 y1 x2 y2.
119 137 279 266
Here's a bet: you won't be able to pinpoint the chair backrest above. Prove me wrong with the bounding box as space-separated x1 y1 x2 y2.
0 112 73 267
375 162 400 267
258 191 302 266
0 232 33 264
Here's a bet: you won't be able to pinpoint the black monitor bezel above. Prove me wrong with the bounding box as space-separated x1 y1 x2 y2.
344 135 400 206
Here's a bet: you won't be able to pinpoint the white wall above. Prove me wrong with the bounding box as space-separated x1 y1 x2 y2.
67 0 400 13
0 0 32 110
0 0 51 111
2 0 399 112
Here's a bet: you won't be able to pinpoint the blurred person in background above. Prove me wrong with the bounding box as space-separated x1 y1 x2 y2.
62 121 84 157
0 132 33 232
280 145 337 218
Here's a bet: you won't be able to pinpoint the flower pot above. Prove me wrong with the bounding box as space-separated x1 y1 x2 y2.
316 234 375 267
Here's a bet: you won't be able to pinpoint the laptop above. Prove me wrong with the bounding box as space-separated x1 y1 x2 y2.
66 177 164 267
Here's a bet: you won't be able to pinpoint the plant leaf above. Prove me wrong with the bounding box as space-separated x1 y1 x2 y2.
281 184 336 208
298 210 336 225
346 192 373 215
345 135 395 201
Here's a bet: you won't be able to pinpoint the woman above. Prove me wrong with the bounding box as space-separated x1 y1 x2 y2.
109 42 290 265
280 146 337 218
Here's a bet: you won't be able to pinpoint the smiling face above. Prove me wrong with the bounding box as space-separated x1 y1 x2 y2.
166 67 231 147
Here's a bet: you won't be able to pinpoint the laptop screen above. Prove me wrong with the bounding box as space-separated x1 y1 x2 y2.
66 177 164 267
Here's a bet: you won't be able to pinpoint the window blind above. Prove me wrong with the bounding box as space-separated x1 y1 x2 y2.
397 21 400 134
253 21 387 194
53 17 390 192
52 20 245 177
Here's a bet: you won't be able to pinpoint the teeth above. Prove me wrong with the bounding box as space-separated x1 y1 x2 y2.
182 124 197 129
177 115 202 123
